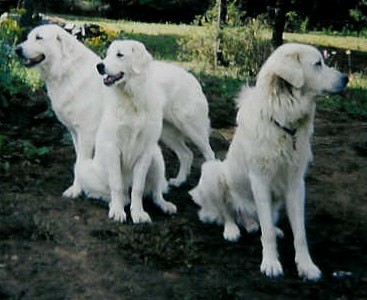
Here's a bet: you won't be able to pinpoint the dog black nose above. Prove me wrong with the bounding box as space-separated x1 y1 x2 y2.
15 46 24 58
96 63 105 75
342 73 349 87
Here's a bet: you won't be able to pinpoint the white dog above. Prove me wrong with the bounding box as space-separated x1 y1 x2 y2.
97 40 215 186
16 25 214 197
189 43 348 280
16 24 106 198
78 40 178 223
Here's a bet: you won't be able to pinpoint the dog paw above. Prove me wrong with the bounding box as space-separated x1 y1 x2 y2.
159 201 177 215
297 261 322 281
131 210 152 224
62 185 82 198
260 258 283 278
275 227 285 239
244 219 260 234
198 208 219 224
223 223 241 242
108 205 126 222
168 177 185 187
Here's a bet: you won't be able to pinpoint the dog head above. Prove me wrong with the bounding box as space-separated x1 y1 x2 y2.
15 24 79 69
96 40 153 87
257 43 348 97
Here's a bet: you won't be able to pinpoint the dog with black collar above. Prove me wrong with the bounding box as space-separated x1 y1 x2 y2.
189 43 348 281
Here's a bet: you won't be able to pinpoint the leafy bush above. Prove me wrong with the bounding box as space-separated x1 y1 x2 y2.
179 13 272 78
0 134 49 175
220 19 273 77
285 11 309 33
0 18 22 108
0 17 43 112
83 24 121 56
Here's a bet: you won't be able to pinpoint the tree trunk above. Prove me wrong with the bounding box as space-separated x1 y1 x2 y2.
271 0 288 49
19 0 34 27
219 0 227 26
215 0 227 68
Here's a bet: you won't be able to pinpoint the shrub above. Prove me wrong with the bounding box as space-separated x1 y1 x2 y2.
179 15 272 78
0 134 49 175
83 24 121 56
0 17 43 112
0 18 22 109
220 19 273 77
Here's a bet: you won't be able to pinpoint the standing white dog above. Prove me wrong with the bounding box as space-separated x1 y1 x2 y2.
79 40 177 223
16 25 214 198
189 43 348 280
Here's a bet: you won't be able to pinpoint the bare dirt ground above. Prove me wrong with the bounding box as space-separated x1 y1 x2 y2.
1 97 367 299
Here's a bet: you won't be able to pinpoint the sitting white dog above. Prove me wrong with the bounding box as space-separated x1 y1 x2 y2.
189 43 348 280
79 40 177 223
16 24 106 198
16 25 214 198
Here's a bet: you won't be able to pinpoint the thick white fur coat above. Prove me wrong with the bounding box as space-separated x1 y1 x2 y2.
78 40 179 223
190 43 348 280
17 24 107 198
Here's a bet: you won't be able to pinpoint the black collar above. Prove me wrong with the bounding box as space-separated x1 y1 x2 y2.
271 117 297 150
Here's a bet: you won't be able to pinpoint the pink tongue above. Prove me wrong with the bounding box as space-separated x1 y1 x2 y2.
103 76 115 86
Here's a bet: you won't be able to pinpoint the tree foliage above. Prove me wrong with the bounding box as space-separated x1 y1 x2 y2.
3 0 365 32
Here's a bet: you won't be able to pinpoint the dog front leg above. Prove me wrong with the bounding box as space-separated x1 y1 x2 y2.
130 152 154 224
106 145 127 222
63 130 83 198
285 178 321 281
249 171 283 278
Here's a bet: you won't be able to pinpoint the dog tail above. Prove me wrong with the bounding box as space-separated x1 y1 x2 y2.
189 159 226 225
235 85 259 127
235 84 252 108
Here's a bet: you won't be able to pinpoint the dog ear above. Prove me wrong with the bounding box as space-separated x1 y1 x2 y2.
274 52 304 88
57 30 78 59
131 41 153 74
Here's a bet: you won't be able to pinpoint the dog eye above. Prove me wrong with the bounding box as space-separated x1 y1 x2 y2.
314 60 322 68
117 53 124 58
35 35 43 41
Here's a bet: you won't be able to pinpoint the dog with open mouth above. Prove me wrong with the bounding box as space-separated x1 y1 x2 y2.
78 40 179 223
16 26 214 200
16 24 107 198
96 40 215 187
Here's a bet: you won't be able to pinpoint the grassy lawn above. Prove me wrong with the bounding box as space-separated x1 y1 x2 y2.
285 32 367 52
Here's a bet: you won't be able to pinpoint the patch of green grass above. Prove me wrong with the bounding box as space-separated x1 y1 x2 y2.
194 72 243 127
121 32 180 61
320 73 367 118
284 32 367 52
0 135 49 163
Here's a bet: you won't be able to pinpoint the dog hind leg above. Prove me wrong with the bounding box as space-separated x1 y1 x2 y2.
176 117 215 161
190 160 240 241
161 124 193 187
147 147 177 215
